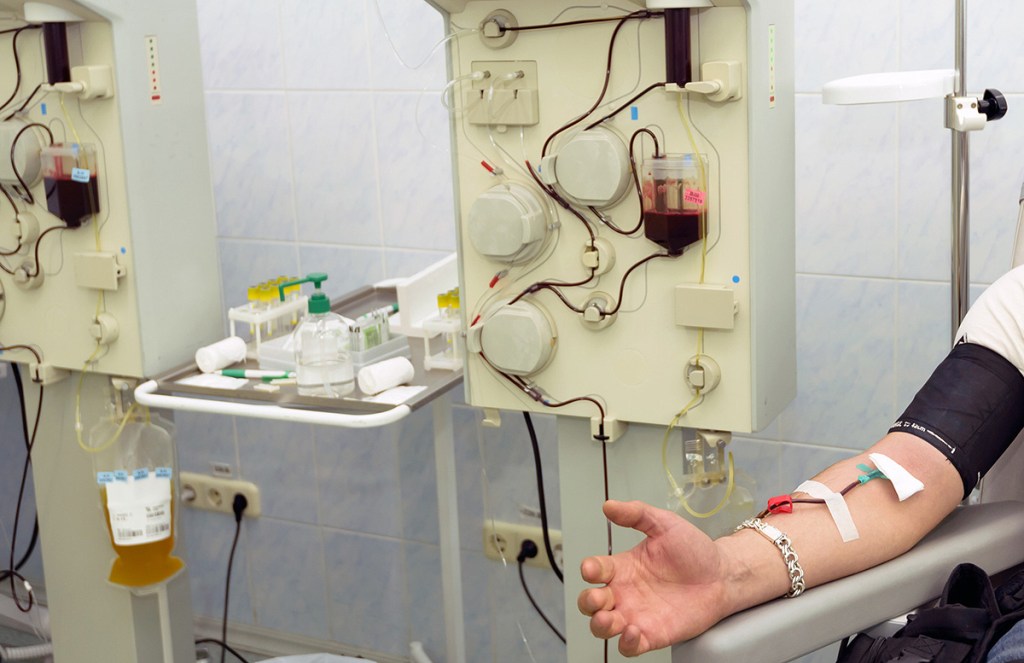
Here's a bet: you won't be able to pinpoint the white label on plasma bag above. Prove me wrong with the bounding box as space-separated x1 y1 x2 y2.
105 473 172 546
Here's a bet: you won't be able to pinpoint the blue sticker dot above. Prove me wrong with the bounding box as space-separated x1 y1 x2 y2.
40 103 47 115
630 106 639 121
732 275 741 284
120 247 127 254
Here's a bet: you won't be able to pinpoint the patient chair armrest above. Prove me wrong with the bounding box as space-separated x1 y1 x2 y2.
673 501 1024 663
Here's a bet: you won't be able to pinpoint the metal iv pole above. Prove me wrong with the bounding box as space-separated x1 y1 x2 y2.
824 2 1006 339
949 0 1009 335
952 0 970 340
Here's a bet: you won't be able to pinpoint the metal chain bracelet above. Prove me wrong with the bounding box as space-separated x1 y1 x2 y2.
736 517 806 598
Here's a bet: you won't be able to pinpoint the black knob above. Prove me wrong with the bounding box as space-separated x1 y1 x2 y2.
980 88 1008 121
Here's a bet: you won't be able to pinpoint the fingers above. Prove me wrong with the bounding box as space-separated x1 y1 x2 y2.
589 610 653 656
580 554 615 584
578 586 614 616
589 607 628 640
582 604 654 656
602 499 674 537
619 624 653 657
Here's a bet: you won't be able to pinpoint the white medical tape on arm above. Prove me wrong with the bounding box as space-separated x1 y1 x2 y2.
795 480 860 542
869 453 924 501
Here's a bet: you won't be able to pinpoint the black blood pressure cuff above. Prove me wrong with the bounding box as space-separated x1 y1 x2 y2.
889 342 1024 498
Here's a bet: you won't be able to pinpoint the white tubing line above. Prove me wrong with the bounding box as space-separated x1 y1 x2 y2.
134 380 411 429
796 480 860 542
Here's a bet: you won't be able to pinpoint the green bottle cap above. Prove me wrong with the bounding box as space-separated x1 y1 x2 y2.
277 273 331 314
308 291 330 314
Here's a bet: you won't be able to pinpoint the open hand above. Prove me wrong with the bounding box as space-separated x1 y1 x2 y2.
577 500 732 657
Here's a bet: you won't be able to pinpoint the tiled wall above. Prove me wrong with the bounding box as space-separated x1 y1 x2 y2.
3 0 1024 661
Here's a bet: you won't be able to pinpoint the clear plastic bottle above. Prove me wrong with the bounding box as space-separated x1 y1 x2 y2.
641 153 708 254
279 273 354 397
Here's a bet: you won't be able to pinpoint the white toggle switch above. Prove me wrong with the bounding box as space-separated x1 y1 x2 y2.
583 304 604 323
90 312 119 345
684 61 743 102
685 355 721 394
684 80 723 96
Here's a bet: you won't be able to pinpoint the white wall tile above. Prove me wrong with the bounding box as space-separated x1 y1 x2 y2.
897 99 950 281
288 92 383 246
248 519 329 638
405 542 446 660
297 244 386 300
366 0 448 91
384 249 454 279
968 0 1024 94
217 239 300 309
795 97 899 278
372 92 456 251
459 554 495 662
315 424 403 538
237 419 318 524
206 93 297 241
196 0 285 89
281 0 372 90
895 281 952 409
729 437 784 512
794 0 899 93
174 412 237 476
778 443 858 493
459 545 565 663
453 406 561 556
397 407 441 545
966 94 1024 284
778 276 897 448
900 0 954 72
323 530 406 655
180 508 255 623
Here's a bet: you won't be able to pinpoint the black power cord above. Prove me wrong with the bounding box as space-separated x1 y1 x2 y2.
522 412 563 583
0 364 39 584
219 494 248 663
2 363 43 611
517 540 565 644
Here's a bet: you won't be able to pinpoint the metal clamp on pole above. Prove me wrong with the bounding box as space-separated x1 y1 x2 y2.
946 89 1008 132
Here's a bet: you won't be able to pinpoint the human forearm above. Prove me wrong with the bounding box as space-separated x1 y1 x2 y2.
713 432 963 617
580 268 1024 655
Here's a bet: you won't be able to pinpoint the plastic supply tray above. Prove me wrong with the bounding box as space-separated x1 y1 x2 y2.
145 285 461 417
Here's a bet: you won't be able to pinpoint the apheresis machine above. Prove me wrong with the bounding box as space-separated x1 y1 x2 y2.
0 0 794 662
425 1 794 661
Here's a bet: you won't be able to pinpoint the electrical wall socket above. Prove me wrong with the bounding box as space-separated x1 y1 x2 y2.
482 520 562 570
179 471 261 518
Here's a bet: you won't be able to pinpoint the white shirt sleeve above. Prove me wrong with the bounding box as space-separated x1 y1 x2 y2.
955 265 1024 377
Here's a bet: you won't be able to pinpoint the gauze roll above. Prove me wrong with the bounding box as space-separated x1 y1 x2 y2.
195 336 247 373
358 356 415 395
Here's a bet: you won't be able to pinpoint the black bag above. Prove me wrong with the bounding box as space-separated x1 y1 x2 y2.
836 563 1024 663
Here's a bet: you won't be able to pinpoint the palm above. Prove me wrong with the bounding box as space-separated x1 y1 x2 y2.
579 500 728 656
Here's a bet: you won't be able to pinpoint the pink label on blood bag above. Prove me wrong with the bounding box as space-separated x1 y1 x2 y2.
684 189 706 206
